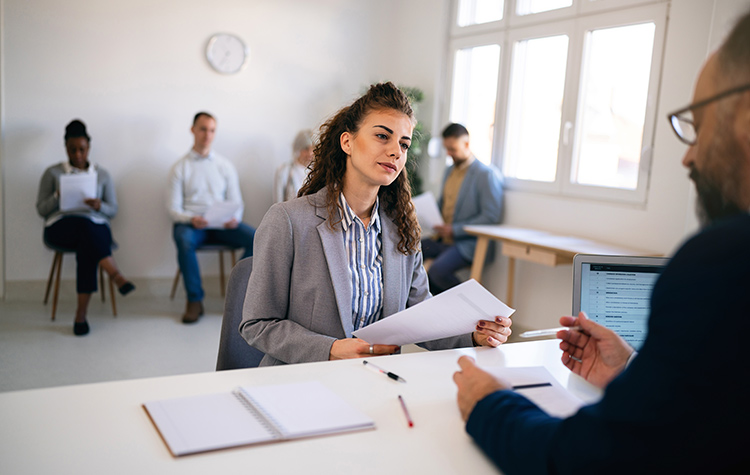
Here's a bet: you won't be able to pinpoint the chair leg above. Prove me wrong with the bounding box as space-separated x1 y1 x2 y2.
44 252 61 305
230 250 237 267
219 250 226 298
100 265 106 303
51 253 64 321
170 268 181 300
108 273 117 317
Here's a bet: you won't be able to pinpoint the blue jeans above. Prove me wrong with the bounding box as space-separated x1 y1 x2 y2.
421 238 472 295
173 223 255 302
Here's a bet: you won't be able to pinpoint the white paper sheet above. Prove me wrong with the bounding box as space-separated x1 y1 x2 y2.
353 279 515 346
59 173 97 211
484 366 585 418
412 191 444 235
204 201 241 228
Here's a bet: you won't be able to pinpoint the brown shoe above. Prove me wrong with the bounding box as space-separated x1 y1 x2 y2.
182 301 204 324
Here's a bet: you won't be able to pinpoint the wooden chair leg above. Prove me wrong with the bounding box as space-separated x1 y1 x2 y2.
106 272 116 317
51 253 64 321
230 250 237 267
44 252 61 305
170 268 181 300
219 250 226 297
100 265 106 303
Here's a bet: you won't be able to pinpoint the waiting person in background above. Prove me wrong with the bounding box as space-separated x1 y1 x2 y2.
167 112 255 324
240 83 512 366
36 119 135 336
274 129 314 202
421 123 503 294
452 10 750 473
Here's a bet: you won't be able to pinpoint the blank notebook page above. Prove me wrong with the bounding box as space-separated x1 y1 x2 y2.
238 381 374 438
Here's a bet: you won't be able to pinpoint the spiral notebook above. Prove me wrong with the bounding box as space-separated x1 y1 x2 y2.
143 381 375 457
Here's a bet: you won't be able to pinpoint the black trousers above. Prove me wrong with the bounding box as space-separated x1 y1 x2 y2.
44 216 113 294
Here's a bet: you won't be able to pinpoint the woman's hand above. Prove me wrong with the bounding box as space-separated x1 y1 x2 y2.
329 338 399 360
472 316 512 347
84 198 101 211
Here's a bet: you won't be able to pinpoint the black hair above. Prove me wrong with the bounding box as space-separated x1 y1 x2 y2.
193 111 215 125
64 119 90 142
441 123 469 139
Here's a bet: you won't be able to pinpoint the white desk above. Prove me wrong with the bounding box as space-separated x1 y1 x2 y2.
0 340 601 475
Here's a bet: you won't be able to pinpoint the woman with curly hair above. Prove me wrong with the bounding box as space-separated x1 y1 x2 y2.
240 82 511 365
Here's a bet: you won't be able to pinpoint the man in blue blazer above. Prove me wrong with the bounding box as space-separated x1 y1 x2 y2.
452 10 750 474
422 123 503 294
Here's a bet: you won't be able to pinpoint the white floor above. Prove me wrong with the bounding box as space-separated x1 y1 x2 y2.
0 291 225 393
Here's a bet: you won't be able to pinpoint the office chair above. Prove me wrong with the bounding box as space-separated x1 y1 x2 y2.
216 256 265 370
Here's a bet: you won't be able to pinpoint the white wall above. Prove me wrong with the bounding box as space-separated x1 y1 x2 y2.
1 0 426 291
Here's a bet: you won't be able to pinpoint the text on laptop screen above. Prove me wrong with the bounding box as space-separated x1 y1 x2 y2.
579 263 664 350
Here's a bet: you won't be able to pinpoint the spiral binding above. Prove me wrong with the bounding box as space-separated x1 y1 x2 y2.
233 388 284 439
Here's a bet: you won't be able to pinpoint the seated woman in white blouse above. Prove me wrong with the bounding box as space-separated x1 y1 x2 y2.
36 119 135 336
240 83 512 366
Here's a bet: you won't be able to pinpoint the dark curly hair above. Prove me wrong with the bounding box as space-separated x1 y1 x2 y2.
298 82 420 255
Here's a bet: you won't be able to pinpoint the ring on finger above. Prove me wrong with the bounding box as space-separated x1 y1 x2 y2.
369 345 374 355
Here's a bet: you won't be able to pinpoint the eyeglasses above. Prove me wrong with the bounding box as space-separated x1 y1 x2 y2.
667 83 750 146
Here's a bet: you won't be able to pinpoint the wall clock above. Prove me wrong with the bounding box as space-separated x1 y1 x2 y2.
205 33 248 74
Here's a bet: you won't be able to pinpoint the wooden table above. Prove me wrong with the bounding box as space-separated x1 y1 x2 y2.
464 225 659 307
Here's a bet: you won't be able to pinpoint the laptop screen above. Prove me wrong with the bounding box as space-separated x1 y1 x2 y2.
573 254 669 350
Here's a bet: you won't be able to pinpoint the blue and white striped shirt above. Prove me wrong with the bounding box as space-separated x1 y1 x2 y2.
339 194 384 331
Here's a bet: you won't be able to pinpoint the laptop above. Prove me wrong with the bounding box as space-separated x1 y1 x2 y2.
573 254 669 350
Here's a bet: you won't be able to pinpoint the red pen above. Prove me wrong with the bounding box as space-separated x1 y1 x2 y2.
398 395 414 428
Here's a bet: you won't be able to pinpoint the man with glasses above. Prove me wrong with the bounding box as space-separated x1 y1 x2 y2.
452 10 750 474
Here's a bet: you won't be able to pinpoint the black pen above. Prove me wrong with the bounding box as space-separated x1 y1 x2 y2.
512 382 553 390
363 360 406 383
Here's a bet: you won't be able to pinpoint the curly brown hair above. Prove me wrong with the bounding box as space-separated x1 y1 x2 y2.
298 82 421 255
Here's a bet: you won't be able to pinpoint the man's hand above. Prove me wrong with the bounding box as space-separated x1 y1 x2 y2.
329 338 399 360
224 218 239 229
453 356 509 421
191 216 208 229
432 224 454 240
558 312 634 389
472 316 512 347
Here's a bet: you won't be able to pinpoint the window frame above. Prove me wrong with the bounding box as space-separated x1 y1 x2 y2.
446 0 669 205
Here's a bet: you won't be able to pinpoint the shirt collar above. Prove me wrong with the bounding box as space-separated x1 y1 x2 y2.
338 193 381 233
188 149 214 161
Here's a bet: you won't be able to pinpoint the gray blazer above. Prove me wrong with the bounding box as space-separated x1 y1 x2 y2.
439 158 504 261
240 187 473 366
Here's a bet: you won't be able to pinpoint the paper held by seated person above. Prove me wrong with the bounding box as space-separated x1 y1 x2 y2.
353 279 515 346
59 172 97 212
412 191 444 236
204 201 241 228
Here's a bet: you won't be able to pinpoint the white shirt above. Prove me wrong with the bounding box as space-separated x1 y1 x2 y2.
274 161 309 203
167 150 244 224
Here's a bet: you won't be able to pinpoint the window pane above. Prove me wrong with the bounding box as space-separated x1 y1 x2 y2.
503 35 569 182
449 44 501 164
516 0 572 16
573 22 655 190
457 0 504 27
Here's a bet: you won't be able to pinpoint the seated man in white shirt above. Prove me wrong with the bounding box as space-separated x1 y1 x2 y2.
167 112 255 323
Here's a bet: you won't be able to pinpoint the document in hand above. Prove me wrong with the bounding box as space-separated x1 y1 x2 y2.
59 172 97 211
485 366 585 418
412 191 444 236
143 381 375 457
353 279 515 346
203 201 241 228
